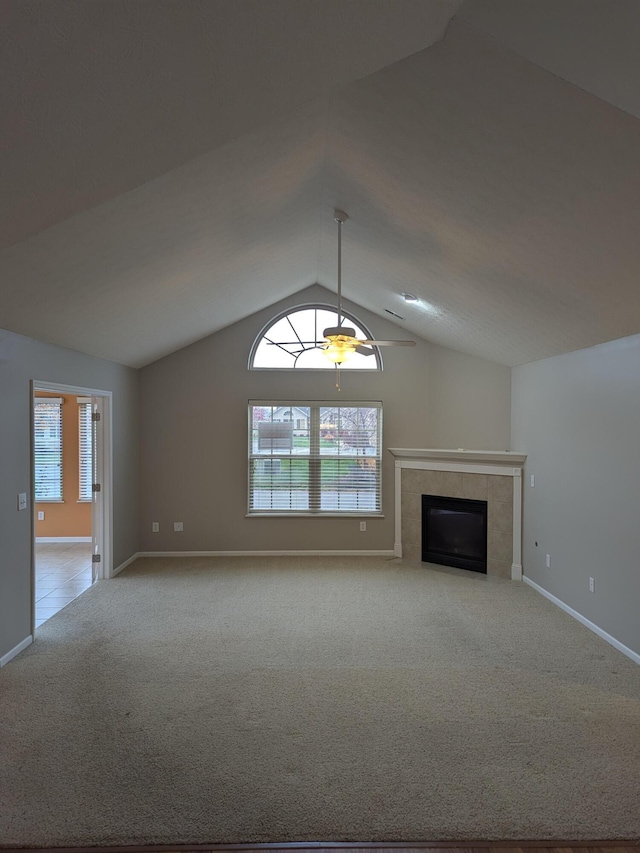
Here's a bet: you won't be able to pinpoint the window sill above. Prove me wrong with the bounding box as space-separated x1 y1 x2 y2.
36 499 64 504
246 512 384 518
249 367 378 372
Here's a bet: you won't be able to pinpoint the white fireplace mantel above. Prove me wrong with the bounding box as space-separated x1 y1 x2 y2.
388 448 527 466
388 448 527 580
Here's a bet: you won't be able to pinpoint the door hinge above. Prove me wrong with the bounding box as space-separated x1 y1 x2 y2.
92 483 101 493
92 553 101 564
92 411 101 422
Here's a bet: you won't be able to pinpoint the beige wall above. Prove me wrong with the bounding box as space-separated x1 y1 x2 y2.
512 333 640 656
428 344 511 451
0 328 139 662
35 392 91 538
139 285 511 553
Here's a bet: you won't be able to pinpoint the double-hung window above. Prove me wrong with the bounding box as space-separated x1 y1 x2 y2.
248 401 382 514
34 398 63 501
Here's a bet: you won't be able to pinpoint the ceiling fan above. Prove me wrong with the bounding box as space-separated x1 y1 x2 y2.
320 209 416 364
272 210 416 366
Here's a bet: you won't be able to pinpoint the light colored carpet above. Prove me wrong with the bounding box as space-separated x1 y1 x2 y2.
1 556 639 847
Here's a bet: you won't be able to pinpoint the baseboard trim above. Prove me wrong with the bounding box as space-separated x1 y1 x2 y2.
112 552 141 577
6 839 639 852
137 550 396 558
36 536 92 543
523 576 640 665
0 634 33 667
112 550 399 578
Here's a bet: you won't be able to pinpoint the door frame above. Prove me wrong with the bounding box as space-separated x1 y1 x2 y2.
31 381 113 635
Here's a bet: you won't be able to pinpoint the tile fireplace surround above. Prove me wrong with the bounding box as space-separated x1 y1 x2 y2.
388 448 527 580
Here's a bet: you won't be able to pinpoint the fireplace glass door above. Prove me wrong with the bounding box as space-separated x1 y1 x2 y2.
421 494 488 573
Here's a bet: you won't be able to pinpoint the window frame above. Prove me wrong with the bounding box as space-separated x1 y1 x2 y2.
247 400 383 517
248 303 383 371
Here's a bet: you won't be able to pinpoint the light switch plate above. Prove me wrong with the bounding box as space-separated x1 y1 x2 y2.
17 493 27 511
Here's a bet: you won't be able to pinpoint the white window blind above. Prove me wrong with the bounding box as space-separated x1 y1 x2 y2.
78 400 92 501
34 398 63 501
248 402 382 514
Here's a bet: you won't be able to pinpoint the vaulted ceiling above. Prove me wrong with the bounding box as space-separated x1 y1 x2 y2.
2 0 640 368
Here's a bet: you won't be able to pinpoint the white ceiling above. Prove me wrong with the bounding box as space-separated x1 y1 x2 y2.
0 0 458 248
1 0 640 368
458 0 640 120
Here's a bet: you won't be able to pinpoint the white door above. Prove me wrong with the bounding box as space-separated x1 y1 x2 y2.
91 396 104 582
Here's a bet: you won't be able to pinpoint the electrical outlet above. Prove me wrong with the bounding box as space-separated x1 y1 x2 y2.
530 474 535 487
152 522 159 532
38 510 45 521
589 577 595 593
360 521 367 532
545 554 551 568
173 522 183 532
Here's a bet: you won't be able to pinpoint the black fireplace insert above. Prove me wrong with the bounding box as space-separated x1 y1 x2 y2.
421 494 488 573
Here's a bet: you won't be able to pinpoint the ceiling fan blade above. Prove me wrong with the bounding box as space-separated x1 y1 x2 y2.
359 339 416 347
268 337 415 349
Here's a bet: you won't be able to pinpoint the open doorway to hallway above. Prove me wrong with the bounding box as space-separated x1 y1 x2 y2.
32 382 112 631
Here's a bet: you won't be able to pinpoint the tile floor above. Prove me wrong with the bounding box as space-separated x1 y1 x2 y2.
35 542 94 627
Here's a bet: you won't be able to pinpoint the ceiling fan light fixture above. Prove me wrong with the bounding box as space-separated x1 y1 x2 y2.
323 334 357 363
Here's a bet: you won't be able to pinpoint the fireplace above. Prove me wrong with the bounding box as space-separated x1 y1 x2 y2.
389 448 526 580
422 494 488 573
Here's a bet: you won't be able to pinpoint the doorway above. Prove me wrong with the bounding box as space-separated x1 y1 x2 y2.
31 382 112 632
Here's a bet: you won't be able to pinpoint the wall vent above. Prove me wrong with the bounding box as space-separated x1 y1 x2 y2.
385 309 404 320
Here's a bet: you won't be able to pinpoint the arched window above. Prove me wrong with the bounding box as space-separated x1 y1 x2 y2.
249 304 381 370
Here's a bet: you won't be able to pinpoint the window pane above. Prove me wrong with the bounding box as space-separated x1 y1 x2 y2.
287 310 317 345
34 400 63 501
295 347 330 369
319 406 379 456
320 458 379 511
78 402 92 500
252 339 296 368
250 458 309 511
251 406 310 456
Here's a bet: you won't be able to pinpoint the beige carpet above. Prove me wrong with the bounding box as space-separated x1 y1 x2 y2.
1 556 639 847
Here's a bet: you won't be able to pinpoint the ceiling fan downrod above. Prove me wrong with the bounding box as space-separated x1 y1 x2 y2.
334 209 348 328
323 209 356 342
